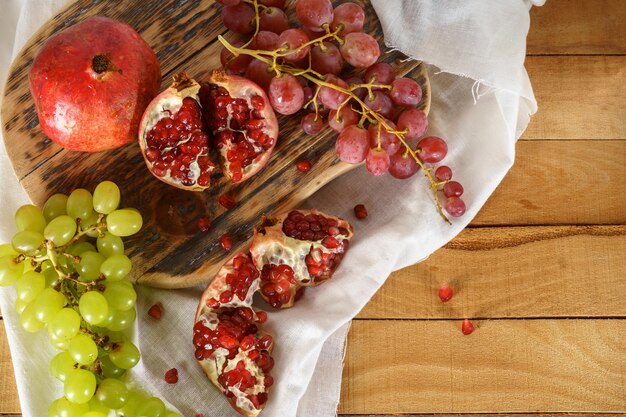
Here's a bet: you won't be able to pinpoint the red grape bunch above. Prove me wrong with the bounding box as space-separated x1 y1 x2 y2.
215 0 466 220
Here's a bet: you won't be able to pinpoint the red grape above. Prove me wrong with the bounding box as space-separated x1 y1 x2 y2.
301 113 326 135
245 59 275 91
365 147 390 176
220 41 252 75
444 196 466 217
268 73 305 115
340 32 380 68
216 0 241 6
296 0 334 31
388 149 419 179
328 106 359 132
335 125 369 164
346 76 367 100
318 74 349 110
221 3 255 34
278 28 310 61
390 77 422 107
258 0 286 8
443 181 464 197
311 42 344 76
253 31 280 51
363 91 393 118
331 2 365 34
396 108 428 140
367 120 400 155
259 7 289 33
417 136 447 163
364 62 396 86
435 165 452 181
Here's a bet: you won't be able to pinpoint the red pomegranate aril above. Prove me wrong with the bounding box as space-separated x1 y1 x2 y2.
240 335 257 350
219 333 239 349
297 160 312 172
148 303 163 320
256 311 268 323
198 216 212 232
220 290 234 304
264 376 274 387
443 181 464 197
462 319 475 335
354 204 368 219
164 368 179 384
257 335 273 349
438 285 453 302
435 165 453 181
220 233 234 251
247 349 260 360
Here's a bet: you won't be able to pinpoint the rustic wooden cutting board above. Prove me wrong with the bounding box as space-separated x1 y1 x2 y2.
1 0 430 288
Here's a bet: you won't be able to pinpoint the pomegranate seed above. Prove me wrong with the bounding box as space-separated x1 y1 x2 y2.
218 194 237 209
195 414 205 417
461 319 475 335
354 204 368 219
220 290 234 303
147 303 163 320
164 368 179 384
257 335 273 349
296 160 312 172
264 375 274 387
198 216 211 232
248 349 260 360
438 285 453 302
240 335 257 350
220 233 233 251
255 311 268 323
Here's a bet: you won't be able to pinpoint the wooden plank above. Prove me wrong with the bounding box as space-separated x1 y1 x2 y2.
472 140 626 226
359 226 626 319
341 415 626 417
523 56 626 140
0 322 20 415
339 319 626 414
527 0 626 55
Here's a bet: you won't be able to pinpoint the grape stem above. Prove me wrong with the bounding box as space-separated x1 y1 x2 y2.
218 35 451 222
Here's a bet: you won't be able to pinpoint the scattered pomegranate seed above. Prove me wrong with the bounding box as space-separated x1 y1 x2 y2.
354 204 368 219
438 285 453 302
195 414 205 417
255 311 268 323
198 216 212 232
220 233 233 251
218 194 237 209
296 160 312 172
461 319 475 335
147 303 163 320
164 368 179 384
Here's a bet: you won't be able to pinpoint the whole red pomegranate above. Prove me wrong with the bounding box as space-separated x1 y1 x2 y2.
29 16 161 152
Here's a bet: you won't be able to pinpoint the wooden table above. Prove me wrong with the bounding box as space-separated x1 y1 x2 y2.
1 1 625 416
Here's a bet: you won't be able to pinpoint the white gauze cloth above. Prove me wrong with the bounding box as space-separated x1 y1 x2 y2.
0 1 540 416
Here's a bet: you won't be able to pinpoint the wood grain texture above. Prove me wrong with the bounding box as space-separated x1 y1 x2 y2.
527 0 626 55
523 56 626 140
1 0 430 289
472 140 626 226
340 320 626 414
359 226 626 319
0 322 19 415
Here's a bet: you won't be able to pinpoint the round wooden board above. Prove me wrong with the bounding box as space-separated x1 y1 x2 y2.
1 0 430 289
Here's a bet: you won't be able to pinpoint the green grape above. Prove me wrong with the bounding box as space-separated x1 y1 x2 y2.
96 232 124 257
135 397 166 417
163 413 184 417
93 181 121 214
67 189 94 220
11 230 45 255
50 336 70 351
106 307 136 331
80 211 101 238
20 301 45 332
49 308 81 341
67 241 96 256
44 215 77 246
50 351 76 382
86 397 110 414
33 287 66 323
118 390 146 417
43 266 60 287
14 297 28 314
43 194 69 222
83 410 107 417
79 291 109 325
64 368 96 404
109 340 140 369
99 354 126 379
0 254 24 286
96 377 128 409
104 280 136 311
15 270 45 301
15 204 47 233
68 334 98 365
106 209 143 237
77 251 105 281
48 396 88 417
0 243 17 257
100 254 131 281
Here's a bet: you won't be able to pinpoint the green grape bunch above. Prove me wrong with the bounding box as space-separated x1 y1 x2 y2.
0 181 182 417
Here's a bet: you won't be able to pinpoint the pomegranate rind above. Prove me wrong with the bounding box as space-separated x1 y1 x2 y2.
202 70 279 183
138 73 215 192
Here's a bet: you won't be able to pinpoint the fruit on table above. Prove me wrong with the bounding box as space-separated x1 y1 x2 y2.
29 16 160 152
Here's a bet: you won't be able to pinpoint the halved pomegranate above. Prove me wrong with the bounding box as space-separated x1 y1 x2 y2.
139 73 215 191
199 70 279 183
195 252 273 417
250 210 354 308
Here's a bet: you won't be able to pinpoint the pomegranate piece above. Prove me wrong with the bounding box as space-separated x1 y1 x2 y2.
250 209 354 308
147 303 163 320
199 70 279 183
139 73 216 191
30 17 161 152
198 252 260 310
164 368 179 384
